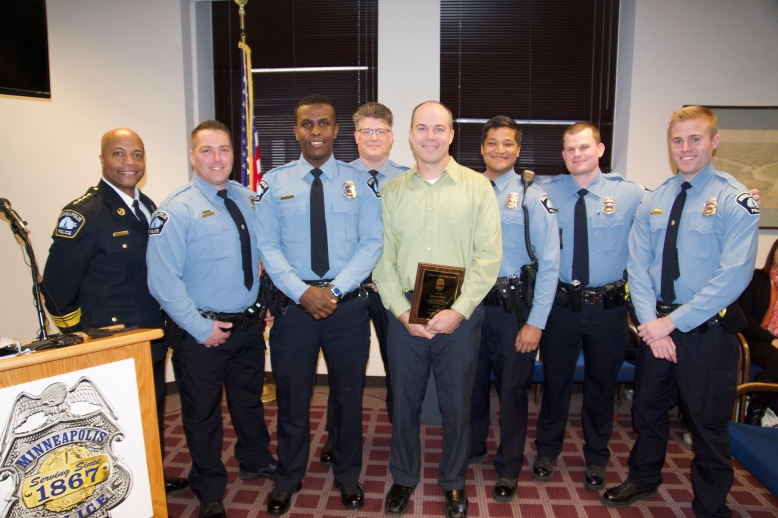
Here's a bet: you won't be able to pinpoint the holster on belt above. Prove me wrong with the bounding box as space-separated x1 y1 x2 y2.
495 275 525 324
163 312 185 349
520 262 538 309
720 302 747 334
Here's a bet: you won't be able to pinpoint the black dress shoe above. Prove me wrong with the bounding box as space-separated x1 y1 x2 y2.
384 483 414 515
267 482 302 516
335 481 365 509
444 489 468 518
165 476 189 495
532 456 556 482
199 501 226 518
239 459 278 481
584 464 606 490
493 477 517 502
320 438 334 466
601 481 658 508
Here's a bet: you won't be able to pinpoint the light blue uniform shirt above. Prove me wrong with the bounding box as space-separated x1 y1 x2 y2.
491 171 560 329
627 163 760 332
349 158 409 189
255 154 384 304
147 176 260 343
541 170 646 287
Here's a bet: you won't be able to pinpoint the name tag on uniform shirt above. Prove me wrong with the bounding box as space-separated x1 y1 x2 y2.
201 210 215 218
112 230 129 237
280 195 295 200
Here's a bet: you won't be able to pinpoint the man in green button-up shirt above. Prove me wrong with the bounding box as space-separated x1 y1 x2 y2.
374 101 501 518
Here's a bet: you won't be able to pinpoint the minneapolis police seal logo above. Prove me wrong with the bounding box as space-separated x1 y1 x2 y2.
540 193 557 215
367 176 380 199
254 179 269 205
148 211 169 236
55 211 85 239
736 192 760 216
0 378 131 518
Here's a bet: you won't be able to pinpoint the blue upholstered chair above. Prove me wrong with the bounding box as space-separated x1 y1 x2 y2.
729 381 778 498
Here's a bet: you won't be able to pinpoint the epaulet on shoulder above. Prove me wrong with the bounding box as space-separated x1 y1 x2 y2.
228 179 252 193
715 170 744 190
163 183 194 204
67 185 100 208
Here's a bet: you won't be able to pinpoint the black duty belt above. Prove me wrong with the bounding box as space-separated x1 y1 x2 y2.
656 303 722 334
199 310 251 328
558 282 605 305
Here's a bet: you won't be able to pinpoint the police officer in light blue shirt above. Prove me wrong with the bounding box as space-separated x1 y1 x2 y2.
533 122 647 492
316 103 410 468
468 116 560 503
255 95 383 516
147 120 275 518
604 106 760 516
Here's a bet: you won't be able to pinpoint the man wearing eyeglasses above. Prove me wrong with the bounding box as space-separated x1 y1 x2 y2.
317 102 409 466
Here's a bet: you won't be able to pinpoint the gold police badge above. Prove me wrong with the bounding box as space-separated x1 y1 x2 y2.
505 192 519 209
343 180 357 199
702 197 718 217
0 378 131 518
602 196 616 214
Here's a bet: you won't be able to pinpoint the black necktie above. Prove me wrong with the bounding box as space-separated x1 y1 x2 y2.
661 182 692 304
572 188 589 287
490 180 496 188
310 168 329 277
218 189 253 290
132 199 148 227
368 169 379 187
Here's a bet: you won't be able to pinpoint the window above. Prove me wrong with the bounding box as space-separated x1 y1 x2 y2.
212 0 378 175
441 0 620 174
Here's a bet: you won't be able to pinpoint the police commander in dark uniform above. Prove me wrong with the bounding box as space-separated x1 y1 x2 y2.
41 128 188 495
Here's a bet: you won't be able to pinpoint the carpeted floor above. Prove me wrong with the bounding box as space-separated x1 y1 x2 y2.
163 387 777 517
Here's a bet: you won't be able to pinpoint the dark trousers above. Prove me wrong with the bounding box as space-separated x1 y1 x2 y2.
470 306 535 479
627 326 739 518
369 291 392 417
325 291 391 436
151 340 169 456
270 297 370 491
172 324 273 503
388 303 483 490
536 303 627 465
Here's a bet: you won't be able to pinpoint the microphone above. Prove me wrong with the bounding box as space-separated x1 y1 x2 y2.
521 169 535 187
0 198 28 234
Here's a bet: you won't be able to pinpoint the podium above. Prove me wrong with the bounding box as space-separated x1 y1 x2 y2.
0 328 166 518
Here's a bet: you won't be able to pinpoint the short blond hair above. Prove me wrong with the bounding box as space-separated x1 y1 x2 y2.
563 122 601 146
668 105 717 138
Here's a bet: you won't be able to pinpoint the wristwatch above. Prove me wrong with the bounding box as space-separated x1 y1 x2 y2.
329 285 342 300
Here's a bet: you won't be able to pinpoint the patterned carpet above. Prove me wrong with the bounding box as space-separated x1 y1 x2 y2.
163 388 777 517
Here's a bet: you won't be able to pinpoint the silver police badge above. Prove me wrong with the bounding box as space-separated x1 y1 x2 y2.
343 180 357 199
0 378 131 518
602 196 616 214
505 192 519 209
702 197 718 217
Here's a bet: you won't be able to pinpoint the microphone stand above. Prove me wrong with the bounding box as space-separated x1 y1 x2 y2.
3 210 83 351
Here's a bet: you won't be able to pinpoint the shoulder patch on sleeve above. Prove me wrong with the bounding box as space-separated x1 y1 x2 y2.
539 193 557 214
149 211 169 235
736 192 760 216
367 175 381 198
254 179 269 204
54 210 85 238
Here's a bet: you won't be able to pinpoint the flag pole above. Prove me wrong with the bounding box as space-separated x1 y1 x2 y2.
234 0 275 404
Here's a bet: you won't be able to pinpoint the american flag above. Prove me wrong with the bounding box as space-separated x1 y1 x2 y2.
239 39 261 191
